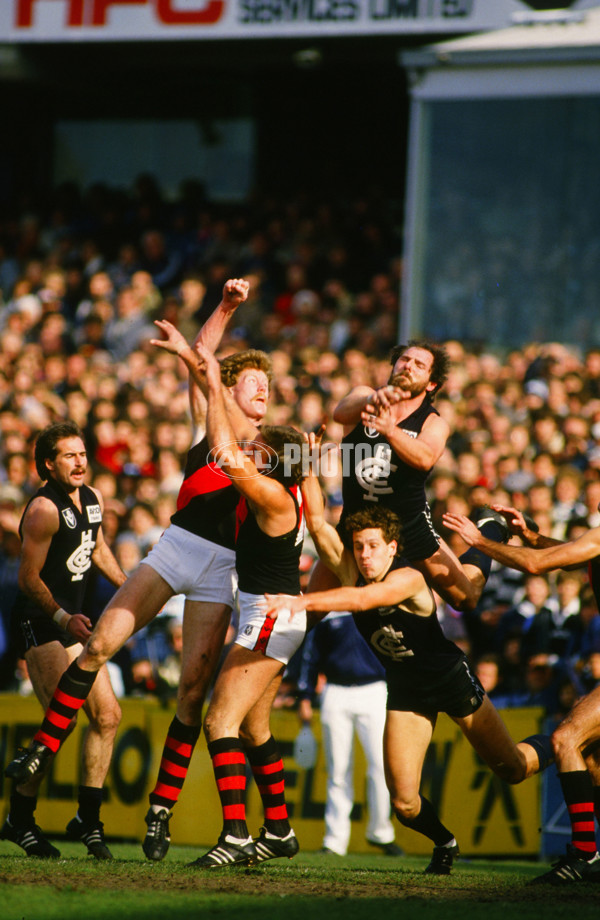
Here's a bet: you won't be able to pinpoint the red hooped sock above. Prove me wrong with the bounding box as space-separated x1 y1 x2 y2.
208 737 249 839
245 735 290 837
149 716 201 810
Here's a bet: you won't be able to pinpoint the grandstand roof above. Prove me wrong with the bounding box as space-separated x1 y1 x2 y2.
401 3 600 69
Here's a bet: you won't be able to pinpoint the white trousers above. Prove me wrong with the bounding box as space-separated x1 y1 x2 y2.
320 680 394 855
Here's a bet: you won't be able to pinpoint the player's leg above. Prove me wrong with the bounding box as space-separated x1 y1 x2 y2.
320 682 357 855
527 688 600 884
1 641 71 858
414 507 509 613
66 658 122 859
190 646 283 868
454 694 550 783
354 681 397 853
5 565 174 780
143 599 231 860
384 709 458 874
239 670 299 863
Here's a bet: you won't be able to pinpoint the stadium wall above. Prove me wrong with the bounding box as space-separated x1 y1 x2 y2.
0 695 545 856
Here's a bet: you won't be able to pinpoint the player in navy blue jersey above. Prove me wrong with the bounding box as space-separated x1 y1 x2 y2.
2 421 126 860
325 341 509 612
444 504 600 885
262 458 552 876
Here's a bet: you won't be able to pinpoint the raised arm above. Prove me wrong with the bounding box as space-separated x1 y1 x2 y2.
152 319 258 442
361 404 449 471
332 386 376 429
443 511 600 575
188 278 250 431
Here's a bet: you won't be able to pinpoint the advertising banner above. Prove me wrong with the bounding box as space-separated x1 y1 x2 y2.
0 1 532 43
0 695 544 856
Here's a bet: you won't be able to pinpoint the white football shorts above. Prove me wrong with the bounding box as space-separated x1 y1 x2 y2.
235 590 307 665
141 524 237 607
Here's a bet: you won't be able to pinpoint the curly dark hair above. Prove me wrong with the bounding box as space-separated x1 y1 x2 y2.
344 506 403 551
219 349 273 388
260 425 306 487
388 340 450 400
34 421 85 481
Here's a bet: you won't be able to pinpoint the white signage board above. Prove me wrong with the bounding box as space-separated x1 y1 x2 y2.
0 1 534 43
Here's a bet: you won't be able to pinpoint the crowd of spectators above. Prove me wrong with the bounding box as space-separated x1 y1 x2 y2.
1 176 600 722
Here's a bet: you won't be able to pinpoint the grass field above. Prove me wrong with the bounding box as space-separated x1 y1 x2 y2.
1 839 599 920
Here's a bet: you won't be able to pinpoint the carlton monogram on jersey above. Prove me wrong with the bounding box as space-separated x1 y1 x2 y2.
354 441 398 503
369 622 415 661
67 529 95 581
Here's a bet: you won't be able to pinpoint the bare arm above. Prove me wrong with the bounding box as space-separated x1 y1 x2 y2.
300 429 352 580
443 511 600 574
188 278 250 430
18 498 93 642
152 318 259 443
263 567 425 618
361 405 449 471
490 503 564 549
332 386 376 429
199 342 293 532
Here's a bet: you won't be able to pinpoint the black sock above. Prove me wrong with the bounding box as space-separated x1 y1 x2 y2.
77 785 103 826
594 786 600 822
9 789 36 827
395 795 454 847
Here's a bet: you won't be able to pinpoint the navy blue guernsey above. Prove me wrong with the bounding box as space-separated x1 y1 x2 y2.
14 480 103 621
340 400 440 525
170 436 238 550
352 558 465 690
234 485 305 594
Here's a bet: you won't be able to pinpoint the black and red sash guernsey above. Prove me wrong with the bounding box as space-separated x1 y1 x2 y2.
234 485 305 595
170 436 239 550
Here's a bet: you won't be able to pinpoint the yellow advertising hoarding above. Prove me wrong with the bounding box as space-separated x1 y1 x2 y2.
0 695 543 856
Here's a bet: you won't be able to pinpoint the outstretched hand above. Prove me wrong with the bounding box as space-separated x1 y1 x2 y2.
442 512 481 547
260 593 304 620
151 319 192 357
490 504 531 538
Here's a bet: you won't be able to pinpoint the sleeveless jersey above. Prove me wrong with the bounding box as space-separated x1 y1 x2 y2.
352 558 465 691
340 400 440 524
235 485 305 594
170 436 238 550
14 479 103 622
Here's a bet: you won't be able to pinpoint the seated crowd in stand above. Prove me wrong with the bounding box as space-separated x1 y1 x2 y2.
1 178 600 716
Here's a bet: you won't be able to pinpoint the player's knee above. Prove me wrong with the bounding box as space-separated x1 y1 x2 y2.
84 635 110 669
177 678 207 722
92 701 121 738
551 724 575 764
391 796 420 822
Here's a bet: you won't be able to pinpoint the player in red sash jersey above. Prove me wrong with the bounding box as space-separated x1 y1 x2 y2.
4 281 273 863
152 327 307 868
